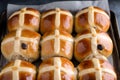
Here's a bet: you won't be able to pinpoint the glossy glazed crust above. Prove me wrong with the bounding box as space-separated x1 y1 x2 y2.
0 60 36 80
41 30 73 60
8 7 40 32
75 6 110 33
40 8 73 34
1 29 41 62
97 33 113 57
37 57 75 80
74 32 113 62
74 38 91 61
77 58 116 80
3 29 40 40
42 30 73 38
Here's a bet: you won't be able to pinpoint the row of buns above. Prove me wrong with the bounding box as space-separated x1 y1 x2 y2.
0 6 117 80
74 6 117 80
1 6 113 62
8 7 110 34
1 27 113 62
0 57 117 80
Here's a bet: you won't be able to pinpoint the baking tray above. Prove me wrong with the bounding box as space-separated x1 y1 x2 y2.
0 10 120 79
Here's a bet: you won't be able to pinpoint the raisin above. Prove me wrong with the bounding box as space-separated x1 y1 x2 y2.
97 44 103 50
21 43 27 49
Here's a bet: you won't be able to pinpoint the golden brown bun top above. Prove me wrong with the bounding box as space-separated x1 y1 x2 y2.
42 29 73 39
41 8 71 16
75 32 113 61
38 57 75 80
8 7 40 32
2 60 36 70
9 7 40 18
78 59 113 70
25 8 40 15
76 31 110 38
39 57 74 70
75 6 110 33
76 32 112 45
3 29 40 41
0 60 36 80
77 58 117 80
40 8 73 34
81 6 108 13
1 29 40 62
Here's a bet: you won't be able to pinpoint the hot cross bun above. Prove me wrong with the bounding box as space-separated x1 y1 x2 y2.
40 8 73 34
75 6 110 33
77 58 117 80
74 31 113 62
41 30 74 60
0 60 36 80
1 28 41 62
37 57 76 80
8 7 40 32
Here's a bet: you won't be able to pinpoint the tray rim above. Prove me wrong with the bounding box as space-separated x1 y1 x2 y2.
109 11 120 79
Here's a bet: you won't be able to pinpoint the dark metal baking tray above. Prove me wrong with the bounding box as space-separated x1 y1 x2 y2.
0 10 120 80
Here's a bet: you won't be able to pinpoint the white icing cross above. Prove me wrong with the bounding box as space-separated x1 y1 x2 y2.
75 6 110 33
42 8 72 29
79 58 116 80
0 60 36 80
9 7 39 30
84 53 107 61
55 8 61 28
75 6 109 19
1 28 39 60
41 29 73 54
88 6 98 55
14 28 22 53
39 57 74 80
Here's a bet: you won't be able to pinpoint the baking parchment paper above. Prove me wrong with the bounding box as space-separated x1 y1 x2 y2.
6 0 113 65
7 0 110 17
